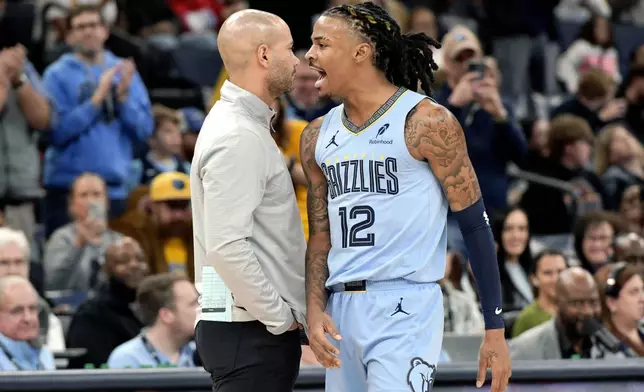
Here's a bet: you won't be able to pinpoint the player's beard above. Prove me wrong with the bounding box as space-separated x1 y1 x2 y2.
267 58 294 99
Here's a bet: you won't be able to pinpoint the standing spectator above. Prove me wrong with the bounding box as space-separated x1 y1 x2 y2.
0 228 66 351
0 276 56 370
42 5 153 238
107 273 198 368
573 210 621 274
129 105 190 190
557 15 621 94
595 124 644 210
407 5 442 68
66 237 148 368
512 250 569 338
0 45 52 241
552 69 626 134
509 267 603 360
178 107 205 162
111 172 194 280
492 208 535 310
595 262 644 357
44 173 122 292
520 115 604 235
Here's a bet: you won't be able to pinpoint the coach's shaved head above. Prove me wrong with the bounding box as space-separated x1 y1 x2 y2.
217 9 299 104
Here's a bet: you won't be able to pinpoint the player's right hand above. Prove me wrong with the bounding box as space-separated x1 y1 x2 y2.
307 311 342 369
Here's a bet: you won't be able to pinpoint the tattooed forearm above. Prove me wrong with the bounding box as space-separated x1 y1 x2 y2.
300 117 332 312
404 100 481 211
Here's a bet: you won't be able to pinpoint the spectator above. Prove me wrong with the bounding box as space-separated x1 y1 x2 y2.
44 0 119 47
42 5 153 238
0 44 52 241
0 228 65 351
509 267 603 360
595 262 644 357
512 250 569 338
44 173 123 292
614 232 644 265
441 251 484 334
0 276 55 370
66 237 148 368
270 98 308 240
107 273 198 368
618 187 644 235
283 50 337 122
573 210 621 273
619 65 644 142
178 107 205 162
520 115 604 235
492 207 534 310
631 44 644 67
129 105 190 190
437 25 527 215
595 124 644 210
551 69 626 134
111 172 194 280
407 5 442 67
557 15 621 94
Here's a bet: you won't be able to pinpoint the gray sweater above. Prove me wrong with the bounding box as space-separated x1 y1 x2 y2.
43 223 122 291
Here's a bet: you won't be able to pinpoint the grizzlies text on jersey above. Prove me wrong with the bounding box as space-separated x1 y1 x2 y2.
314 87 448 287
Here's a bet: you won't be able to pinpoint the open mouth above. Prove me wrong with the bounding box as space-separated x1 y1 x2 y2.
310 65 327 88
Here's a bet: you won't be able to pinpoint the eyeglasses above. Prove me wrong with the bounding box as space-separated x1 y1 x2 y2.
71 21 101 31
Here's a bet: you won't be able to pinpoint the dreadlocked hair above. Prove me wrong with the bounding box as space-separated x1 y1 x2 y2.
322 1 441 95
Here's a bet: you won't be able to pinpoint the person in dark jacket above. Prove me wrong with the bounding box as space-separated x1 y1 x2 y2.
65 237 148 368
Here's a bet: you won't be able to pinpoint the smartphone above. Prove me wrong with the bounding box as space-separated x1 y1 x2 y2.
87 201 106 222
467 61 486 80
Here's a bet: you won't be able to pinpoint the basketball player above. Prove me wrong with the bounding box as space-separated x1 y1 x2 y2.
300 3 511 392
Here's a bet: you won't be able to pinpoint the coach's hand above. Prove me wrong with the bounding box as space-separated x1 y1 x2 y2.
476 329 511 392
307 311 342 369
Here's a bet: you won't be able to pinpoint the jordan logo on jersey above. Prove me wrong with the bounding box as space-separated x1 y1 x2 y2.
326 131 340 149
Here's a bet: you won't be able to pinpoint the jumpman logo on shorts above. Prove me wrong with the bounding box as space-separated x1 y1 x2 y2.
391 297 410 316
326 131 339 149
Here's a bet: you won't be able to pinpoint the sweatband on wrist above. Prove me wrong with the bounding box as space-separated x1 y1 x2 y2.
452 198 504 330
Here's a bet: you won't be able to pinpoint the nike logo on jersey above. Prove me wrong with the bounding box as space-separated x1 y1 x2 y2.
495 307 502 315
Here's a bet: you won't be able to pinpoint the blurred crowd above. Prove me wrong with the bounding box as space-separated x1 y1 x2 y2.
0 0 644 374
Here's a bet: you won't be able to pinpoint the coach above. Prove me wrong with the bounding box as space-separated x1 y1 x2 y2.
190 9 306 392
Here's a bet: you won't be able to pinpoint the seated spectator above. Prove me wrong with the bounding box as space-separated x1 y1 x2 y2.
631 44 644 68
493 207 534 310
407 5 442 68
284 50 337 122
618 66 644 142
614 232 644 265
178 107 205 162
0 228 65 351
44 173 122 292
0 276 55 370
107 273 197 368
111 172 194 280
595 124 644 210
595 262 644 357
0 44 52 241
509 267 603 360
551 69 626 134
42 5 153 238
520 115 605 235
618 186 644 235
573 210 621 273
557 15 621 94
512 250 569 338
441 251 484 334
66 237 148 368
129 105 190 190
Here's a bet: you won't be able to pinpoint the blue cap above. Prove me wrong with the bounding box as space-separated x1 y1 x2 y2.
181 107 205 133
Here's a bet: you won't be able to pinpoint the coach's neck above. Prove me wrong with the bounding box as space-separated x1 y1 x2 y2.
228 72 274 107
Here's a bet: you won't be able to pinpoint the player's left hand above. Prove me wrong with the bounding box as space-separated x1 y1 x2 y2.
476 328 511 392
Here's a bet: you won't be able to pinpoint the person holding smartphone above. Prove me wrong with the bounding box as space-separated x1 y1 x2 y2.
44 173 123 293
434 25 528 258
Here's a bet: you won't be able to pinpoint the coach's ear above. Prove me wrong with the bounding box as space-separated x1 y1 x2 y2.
257 44 270 69
354 42 372 65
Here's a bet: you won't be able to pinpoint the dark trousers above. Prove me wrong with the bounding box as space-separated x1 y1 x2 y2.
195 320 301 392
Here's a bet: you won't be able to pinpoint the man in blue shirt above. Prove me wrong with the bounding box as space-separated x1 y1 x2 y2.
42 4 153 238
0 275 55 371
107 272 198 368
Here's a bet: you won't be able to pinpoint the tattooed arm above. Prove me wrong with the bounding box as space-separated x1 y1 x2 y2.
404 99 481 211
299 117 331 313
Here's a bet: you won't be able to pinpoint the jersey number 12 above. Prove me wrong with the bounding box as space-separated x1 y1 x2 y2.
338 205 375 248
